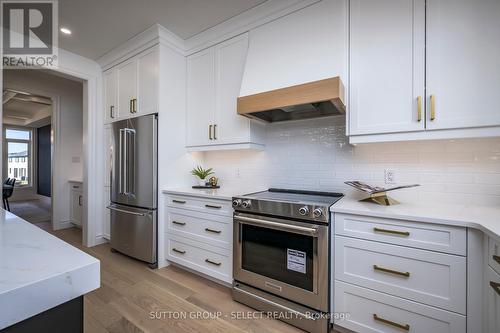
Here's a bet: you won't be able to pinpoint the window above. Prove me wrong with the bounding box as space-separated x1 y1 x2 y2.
4 128 32 186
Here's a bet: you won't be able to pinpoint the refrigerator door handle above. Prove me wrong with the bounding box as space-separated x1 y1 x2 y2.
118 128 124 194
107 205 147 217
126 128 136 196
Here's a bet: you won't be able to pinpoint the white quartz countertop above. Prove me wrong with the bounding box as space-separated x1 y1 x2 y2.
163 186 266 201
331 196 500 241
0 210 100 329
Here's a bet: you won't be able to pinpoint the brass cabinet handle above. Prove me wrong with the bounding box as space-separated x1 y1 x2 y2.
78 195 83 206
493 255 500 265
205 228 221 234
172 248 186 254
417 96 422 122
373 265 410 278
373 314 410 331
133 99 137 113
430 94 436 121
110 105 115 119
130 99 133 113
205 204 222 209
490 281 500 296
213 124 217 140
205 258 221 266
172 221 186 226
373 227 410 237
209 125 213 140
172 199 186 204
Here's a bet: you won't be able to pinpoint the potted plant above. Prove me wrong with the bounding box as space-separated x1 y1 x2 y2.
191 166 214 186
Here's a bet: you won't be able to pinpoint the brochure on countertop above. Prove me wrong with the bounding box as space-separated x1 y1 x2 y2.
345 181 420 194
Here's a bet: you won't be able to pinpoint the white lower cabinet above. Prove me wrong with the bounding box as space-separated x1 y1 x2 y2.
334 281 466 333
69 182 83 227
486 267 500 333
164 193 232 284
333 212 467 333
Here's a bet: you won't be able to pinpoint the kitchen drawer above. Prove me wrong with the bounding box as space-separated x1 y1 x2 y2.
166 194 232 216
486 267 500 333
334 281 466 333
166 234 232 284
489 236 500 276
335 236 466 314
166 208 232 249
334 213 466 255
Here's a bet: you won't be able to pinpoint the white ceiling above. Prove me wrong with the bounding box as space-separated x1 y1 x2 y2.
3 96 52 127
58 0 267 59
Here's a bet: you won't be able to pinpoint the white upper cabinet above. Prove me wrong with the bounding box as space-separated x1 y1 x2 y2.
186 33 264 151
186 48 216 147
426 0 500 130
104 46 159 123
349 0 500 143
349 0 425 135
104 69 118 122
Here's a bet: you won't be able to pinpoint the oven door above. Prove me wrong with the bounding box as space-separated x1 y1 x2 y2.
233 212 329 311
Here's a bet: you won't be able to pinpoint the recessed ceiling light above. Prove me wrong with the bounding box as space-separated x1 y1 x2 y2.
60 27 72 35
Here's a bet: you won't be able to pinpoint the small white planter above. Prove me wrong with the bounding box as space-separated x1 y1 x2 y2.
198 178 207 186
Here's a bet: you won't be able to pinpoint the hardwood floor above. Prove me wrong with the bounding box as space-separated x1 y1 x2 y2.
47 227 338 333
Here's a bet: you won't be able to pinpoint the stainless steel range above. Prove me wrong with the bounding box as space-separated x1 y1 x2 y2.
232 188 343 333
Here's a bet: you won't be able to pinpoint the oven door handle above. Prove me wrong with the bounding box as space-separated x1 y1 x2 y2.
234 216 318 237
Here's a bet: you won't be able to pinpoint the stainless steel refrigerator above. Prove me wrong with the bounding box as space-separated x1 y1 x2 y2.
108 114 157 267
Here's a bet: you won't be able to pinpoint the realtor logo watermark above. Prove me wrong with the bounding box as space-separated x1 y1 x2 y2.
2 0 58 68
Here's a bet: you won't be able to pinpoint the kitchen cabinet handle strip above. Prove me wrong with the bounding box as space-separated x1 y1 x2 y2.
172 248 186 254
205 204 222 209
491 281 500 296
417 96 422 122
78 195 82 206
373 227 410 237
493 255 500 265
110 105 115 119
373 265 410 278
209 125 213 140
373 314 410 331
205 259 221 266
205 228 221 234
430 94 436 121
172 200 186 204
213 124 217 140
106 206 146 216
129 99 133 113
133 99 137 113
172 221 186 226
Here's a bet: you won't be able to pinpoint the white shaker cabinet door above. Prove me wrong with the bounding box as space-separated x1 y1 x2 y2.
426 0 500 130
117 58 137 116
136 47 159 116
214 33 250 145
104 69 118 122
349 0 425 135
186 48 216 147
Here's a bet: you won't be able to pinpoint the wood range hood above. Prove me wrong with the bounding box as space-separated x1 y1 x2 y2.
237 77 345 122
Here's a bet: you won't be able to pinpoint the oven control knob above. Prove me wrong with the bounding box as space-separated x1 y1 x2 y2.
232 199 242 207
313 208 323 218
241 200 252 209
298 206 309 216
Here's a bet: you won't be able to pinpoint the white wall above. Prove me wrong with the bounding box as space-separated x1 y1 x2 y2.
202 116 500 206
3 70 84 220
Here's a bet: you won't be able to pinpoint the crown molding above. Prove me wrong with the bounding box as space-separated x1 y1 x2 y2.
97 0 321 70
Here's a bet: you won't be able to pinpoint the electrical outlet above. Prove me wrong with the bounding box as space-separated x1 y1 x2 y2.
384 169 396 184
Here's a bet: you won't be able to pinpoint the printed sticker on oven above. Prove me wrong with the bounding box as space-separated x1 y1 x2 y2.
287 249 306 274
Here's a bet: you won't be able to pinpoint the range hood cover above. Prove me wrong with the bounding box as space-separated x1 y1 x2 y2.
237 77 345 122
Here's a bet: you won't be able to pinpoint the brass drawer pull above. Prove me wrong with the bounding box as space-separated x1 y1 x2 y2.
213 124 217 140
172 221 186 226
209 125 213 140
205 259 221 266
205 204 222 209
373 227 410 237
172 248 186 254
205 228 221 234
493 255 500 265
172 199 186 204
491 281 500 296
373 314 410 331
373 265 410 278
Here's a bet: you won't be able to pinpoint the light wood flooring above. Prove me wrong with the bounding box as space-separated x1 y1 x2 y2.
46 227 338 333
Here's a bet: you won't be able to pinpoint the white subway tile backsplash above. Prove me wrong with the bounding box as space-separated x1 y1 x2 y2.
202 117 500 204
